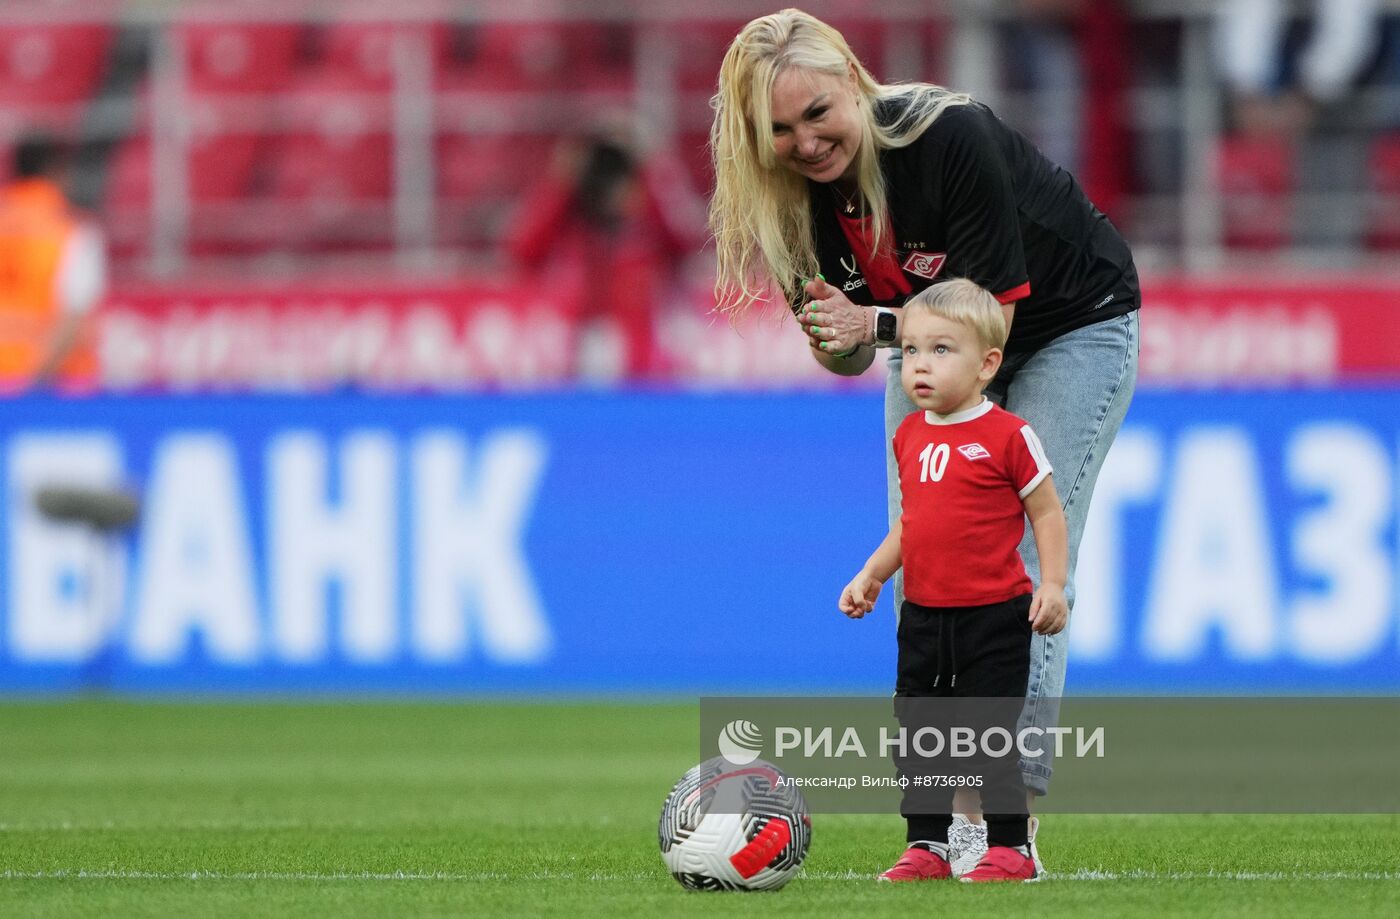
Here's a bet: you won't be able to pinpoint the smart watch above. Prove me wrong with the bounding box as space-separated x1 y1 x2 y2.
872 307 898 347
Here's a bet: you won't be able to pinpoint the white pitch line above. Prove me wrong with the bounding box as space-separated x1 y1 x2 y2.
1050 868 1400 882
0 870 602 883
0 820 313 832
2 868 1398 883
805 869 1400 882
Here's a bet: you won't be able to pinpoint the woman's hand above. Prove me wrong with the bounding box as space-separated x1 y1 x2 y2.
798 277 868 354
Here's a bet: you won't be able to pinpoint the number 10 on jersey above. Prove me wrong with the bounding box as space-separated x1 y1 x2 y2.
918 442 950 482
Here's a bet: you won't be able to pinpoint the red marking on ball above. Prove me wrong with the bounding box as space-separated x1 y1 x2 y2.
729 817 793 879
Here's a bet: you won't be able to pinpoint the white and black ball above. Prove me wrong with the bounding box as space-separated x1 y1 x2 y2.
658 756 811 891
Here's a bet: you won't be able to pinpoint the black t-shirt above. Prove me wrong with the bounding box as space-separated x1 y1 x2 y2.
807 100 1139 357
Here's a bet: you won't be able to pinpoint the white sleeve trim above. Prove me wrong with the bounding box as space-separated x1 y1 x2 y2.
1016 424 1053 499
55 222 107 316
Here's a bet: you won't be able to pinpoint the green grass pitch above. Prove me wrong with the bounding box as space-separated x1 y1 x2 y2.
1 701 1397 917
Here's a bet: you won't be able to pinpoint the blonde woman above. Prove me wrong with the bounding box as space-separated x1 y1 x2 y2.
710 9 1140 881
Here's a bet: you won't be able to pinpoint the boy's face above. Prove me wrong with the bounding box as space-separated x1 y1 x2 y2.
900 309 1002 415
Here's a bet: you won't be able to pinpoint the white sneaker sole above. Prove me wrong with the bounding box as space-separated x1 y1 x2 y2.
958 873 1039 884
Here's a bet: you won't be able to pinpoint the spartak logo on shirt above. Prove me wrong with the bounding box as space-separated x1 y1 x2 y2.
901 250 947 280
958 443 990 460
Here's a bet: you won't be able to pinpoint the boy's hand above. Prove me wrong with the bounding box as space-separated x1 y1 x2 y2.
839 571 882 619
1029 582 1068 635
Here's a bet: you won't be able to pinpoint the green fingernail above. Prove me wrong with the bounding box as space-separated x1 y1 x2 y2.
809 325 818 334
817 273 826 282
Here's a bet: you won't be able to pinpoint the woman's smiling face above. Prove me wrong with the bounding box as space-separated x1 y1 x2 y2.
767 66 862 183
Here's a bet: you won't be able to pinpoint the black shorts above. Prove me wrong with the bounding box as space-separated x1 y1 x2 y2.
895 594 1032 699
894 595 1034 836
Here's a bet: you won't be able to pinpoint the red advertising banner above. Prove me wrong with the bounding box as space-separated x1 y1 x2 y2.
1141 278 1400 385
98 284 581 392
95 281 856 392
90 276 1400 392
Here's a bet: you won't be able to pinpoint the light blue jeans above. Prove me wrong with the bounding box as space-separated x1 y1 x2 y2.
884 311 1138 795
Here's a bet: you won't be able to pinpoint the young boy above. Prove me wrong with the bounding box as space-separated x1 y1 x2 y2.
838 278 1069 884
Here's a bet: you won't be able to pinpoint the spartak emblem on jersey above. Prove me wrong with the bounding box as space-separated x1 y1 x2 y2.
958 443 990 460
901 250 947 280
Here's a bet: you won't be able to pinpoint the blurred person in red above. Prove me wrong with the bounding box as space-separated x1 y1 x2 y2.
505 126 704 380
0 134 107 395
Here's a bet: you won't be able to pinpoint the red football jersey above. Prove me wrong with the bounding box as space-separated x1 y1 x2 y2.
894 399 1053 607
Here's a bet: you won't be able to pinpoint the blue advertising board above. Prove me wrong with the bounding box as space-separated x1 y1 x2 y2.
0 389 1396 694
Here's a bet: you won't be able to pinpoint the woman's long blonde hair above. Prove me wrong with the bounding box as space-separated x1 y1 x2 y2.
709 8 971 315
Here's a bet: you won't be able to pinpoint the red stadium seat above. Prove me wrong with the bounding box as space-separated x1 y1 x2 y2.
168 20 299 252
269 128 391 201
675 21 744 93
442 22 569 92
103 85 259 203
177 21 303 94
104 94 263 257
1365 135 1400 251
826 18 884 74
437 132 551 203
108 130 260 206
269 71 392 200
0 23 111 105
260 69 393 250
435 132 553 248
560 22 634 93
1216 135 1295 251
315 21 449 91
0 22 113 133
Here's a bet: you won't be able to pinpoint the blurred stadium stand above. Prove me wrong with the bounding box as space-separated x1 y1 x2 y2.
2 0 1399 282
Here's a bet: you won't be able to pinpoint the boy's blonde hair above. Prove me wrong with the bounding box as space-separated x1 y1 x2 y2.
904 279 1007 351
709 8 971 315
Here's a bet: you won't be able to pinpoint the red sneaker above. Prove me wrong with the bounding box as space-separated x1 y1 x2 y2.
877 846 952 882
959 845 1038 883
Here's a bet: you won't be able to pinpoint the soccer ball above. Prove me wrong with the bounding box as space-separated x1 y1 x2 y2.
657 756 812 891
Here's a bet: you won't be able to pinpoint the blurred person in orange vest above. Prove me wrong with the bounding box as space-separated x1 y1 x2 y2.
505 125 704 381
0 134 107 394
